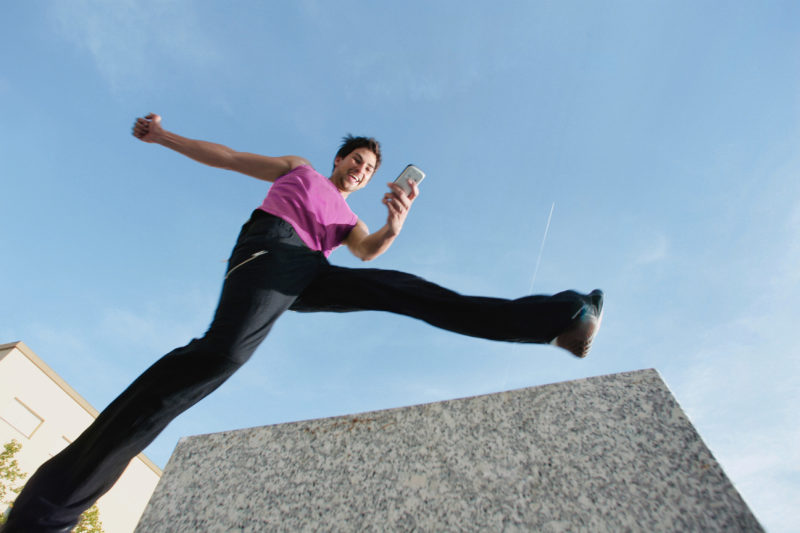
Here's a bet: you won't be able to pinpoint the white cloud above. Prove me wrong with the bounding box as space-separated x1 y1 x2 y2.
775 198 800 287
633 232 669 265
27 325 91 363
336 49 448 104
98 293 213 355
717 426 800 532
670 297 800 532
48 0 221 92
664 186 800 532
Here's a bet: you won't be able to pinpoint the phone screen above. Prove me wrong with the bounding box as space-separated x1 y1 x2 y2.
394 165 426 195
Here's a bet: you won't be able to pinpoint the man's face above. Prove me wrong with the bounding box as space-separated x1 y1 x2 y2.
331 147 377 195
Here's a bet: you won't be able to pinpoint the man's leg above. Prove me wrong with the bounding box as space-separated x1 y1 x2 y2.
290 265 600 347
3 218 324 532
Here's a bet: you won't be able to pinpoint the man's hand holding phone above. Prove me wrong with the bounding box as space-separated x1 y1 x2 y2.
383 164 424 235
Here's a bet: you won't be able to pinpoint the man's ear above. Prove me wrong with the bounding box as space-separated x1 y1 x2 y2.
333 155 343 168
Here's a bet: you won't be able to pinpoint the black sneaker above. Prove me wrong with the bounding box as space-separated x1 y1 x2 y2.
551 289 604 358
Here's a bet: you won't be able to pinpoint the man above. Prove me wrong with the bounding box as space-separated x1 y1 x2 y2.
2 114 603 532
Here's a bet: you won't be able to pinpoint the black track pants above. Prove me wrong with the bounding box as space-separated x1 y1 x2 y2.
3 211 582 532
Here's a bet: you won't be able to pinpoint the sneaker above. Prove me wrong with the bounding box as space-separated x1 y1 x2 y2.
551 289 604 358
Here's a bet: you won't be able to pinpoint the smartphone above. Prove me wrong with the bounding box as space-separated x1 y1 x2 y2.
393 164 426 195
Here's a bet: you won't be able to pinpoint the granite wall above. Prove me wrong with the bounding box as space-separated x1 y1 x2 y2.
135 369 762 532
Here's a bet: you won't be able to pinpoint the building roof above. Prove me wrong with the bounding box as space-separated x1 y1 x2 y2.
0 340 162 476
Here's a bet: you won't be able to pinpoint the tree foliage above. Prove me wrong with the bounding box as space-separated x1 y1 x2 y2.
0 440 27 524
0 440 104 531
73 503 105 533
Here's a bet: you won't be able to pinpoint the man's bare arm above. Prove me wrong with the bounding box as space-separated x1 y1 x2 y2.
345 180 419 261
132 113 308 182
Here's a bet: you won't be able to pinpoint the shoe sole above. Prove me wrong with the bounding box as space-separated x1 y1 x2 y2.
553 289 604 358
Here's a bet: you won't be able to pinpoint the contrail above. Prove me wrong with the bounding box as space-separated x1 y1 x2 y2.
528 202 555 294
503 201 556 388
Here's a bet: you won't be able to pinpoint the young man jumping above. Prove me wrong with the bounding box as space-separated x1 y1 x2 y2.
2 114 603 532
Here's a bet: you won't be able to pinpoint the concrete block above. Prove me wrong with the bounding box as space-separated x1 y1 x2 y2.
136 369 762 532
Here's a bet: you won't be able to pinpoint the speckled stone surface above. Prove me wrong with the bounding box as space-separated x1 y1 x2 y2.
135 369 762 532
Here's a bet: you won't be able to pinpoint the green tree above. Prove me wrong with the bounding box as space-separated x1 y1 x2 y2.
73 503 104 533
0 440 104 532
0 439 27 525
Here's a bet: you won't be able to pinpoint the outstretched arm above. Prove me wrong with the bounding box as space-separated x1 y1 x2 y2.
132 113 309 182
345 179 420 261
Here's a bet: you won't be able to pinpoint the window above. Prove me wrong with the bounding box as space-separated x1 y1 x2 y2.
0 398 44 438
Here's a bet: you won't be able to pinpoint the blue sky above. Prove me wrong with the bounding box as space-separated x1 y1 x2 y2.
2 1 798 530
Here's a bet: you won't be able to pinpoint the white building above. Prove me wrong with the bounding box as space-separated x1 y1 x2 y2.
0 341 161 533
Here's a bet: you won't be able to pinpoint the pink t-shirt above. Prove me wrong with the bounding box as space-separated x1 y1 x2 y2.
258 165 358 257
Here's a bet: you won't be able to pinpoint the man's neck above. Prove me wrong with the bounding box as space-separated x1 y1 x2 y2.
329 176 352 200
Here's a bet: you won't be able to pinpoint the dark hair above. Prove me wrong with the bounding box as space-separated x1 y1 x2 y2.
333 134 382 172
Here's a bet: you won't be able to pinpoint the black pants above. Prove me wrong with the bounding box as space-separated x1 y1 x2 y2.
4 211 582 532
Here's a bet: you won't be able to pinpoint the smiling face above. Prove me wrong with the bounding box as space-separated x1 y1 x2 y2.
330 147 378 197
